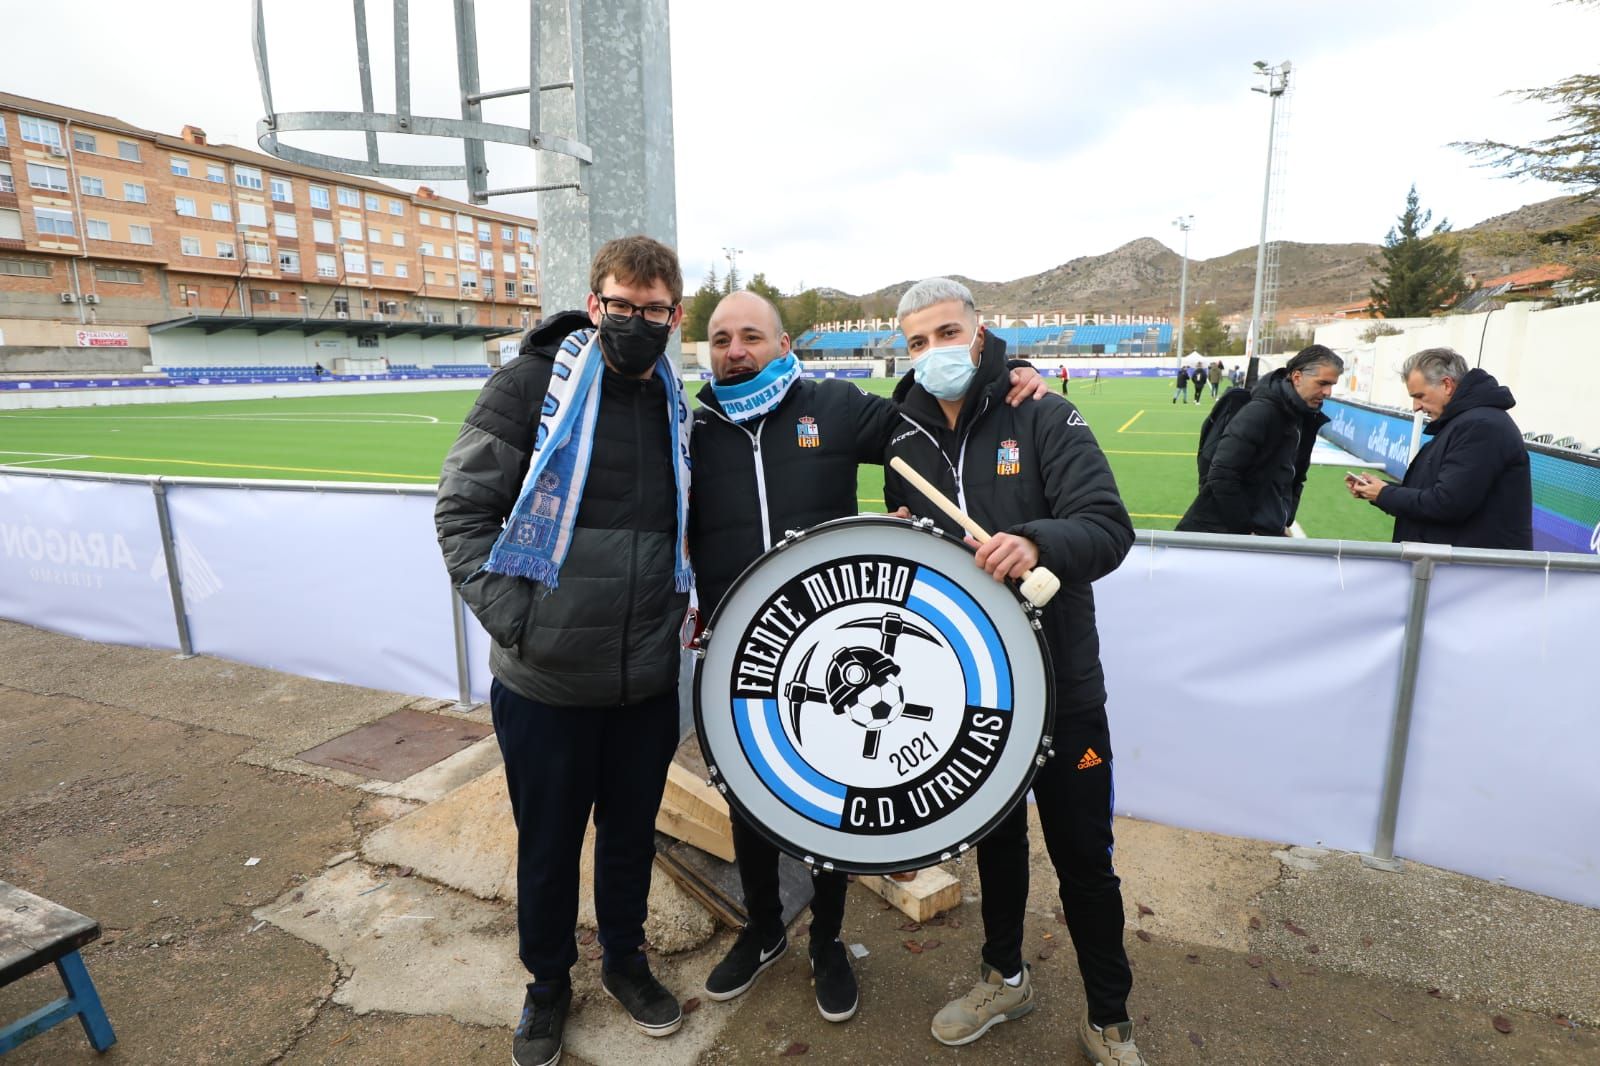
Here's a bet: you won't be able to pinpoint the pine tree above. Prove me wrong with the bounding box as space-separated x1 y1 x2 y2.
1368 185 1468 318
1185 303 1229 356
681 266 721 342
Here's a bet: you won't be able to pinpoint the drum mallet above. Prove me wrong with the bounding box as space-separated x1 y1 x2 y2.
889 457 1062 608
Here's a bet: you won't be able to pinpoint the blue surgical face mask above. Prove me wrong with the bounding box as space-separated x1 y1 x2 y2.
914 333 980 400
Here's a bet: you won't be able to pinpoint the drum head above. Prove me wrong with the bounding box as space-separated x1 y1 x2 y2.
694 516 1055 874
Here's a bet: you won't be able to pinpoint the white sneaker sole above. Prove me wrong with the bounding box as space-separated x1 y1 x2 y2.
807 956 858 1022
930 998 1035 1047
511 1050 560 1066
703 941 788 1002
601 983 683 1038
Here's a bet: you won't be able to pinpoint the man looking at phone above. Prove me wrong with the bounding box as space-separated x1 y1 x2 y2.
1347 347 1531 549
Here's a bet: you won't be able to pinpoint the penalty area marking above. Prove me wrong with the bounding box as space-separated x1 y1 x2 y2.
1117 410 1145 433
0 449 437 481
0 452 91 467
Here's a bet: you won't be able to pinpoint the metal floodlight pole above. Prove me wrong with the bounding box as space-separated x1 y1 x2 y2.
1172 215 1192 361
1245 60 1289 386
723 246 743 289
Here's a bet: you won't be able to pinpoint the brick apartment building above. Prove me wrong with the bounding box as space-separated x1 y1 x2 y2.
0 91 542 360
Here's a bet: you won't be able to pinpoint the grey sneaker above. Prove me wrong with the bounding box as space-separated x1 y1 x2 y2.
930 962 1035 1046
1080 1014 1149 1065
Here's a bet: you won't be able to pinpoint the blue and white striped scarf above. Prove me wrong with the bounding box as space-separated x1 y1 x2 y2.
709 352 802 423
485 327 693 592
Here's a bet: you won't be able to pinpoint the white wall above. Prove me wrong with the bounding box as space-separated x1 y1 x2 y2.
0 378 487 411
148 329 497 369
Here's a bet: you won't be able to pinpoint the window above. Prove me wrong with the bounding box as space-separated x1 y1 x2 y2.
333 297 350 314
86 218 112 240
444 272 455 286
250 288 271 304
244 241 270 264
343 250 366 273
34 208 77 237
73 131 98 153
418 210 431 226
460 269 478 290
457 214 473 233
128 223 153 245
237 202 267 228
364 193 379 211
175 196 198 217
479 250 494 270
522 281 538 296
78 174 104 196
502 253 515 273
95 264 141 284
211 202 232 222
309 185 330 209
27 163 69 192
339 218 362 241
117 140 141 162
392 232 405 247
180 236 202 255
217 239 236 259
313 219 334 243
0 162 11 193
501 225 513 241
371 259 386 276
274 212 298 238
441 244 454 260
336 187 358 207
357 334 381 349
520 252 536 271
170 156 190 177
0 119 6 147
19 117 63 150
458 243 474 260
419 242 434 256
270 177 293 203
368 227 381 242
0 256 52 278
279 249 300 273
424 270 436 284
477 221 491 242
206 163 225 183
518 226 533 244
394 263 408 278
388 199 403 216
234 165 263 190
123 182 146 203
505 279 516 298
0 210 22 240
316 253 337 278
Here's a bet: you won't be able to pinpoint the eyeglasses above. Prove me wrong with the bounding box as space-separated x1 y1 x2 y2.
595 293 675 326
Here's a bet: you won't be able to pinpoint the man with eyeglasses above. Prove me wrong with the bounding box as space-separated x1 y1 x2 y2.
437 235 695 1066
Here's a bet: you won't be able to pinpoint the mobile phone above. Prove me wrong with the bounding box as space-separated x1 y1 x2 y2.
1345 470 1370 483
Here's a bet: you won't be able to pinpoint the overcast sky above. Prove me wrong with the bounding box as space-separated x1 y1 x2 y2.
4 0 1594 297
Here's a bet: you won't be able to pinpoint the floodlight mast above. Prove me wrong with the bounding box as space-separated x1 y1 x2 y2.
1244 59 1290 386
1172 215 1192 362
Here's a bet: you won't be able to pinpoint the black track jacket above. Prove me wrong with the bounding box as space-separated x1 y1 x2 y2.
883 333 1134 728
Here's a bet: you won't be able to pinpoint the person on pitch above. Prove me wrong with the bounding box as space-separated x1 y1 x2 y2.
880 278 1145 1066
436 236 693 1066
691 289 1048 1023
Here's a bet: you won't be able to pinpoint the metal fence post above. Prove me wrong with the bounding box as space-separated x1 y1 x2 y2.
450 586 473 707
1364 547 1446 870
150 480 195 658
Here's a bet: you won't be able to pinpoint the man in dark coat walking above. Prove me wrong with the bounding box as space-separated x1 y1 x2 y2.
1348 347 1532 549
1176 345 1343 536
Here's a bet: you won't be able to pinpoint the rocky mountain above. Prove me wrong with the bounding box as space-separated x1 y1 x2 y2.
853 196 1597 317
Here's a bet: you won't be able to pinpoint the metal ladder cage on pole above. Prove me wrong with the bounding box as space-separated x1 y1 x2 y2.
250 0 594 204
1258 77 1293 358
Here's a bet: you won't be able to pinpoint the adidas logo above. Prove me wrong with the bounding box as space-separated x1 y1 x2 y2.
1076 747 1103 770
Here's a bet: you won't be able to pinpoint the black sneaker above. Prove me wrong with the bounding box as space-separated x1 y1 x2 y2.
704 926 788 1001
809 937 859 1022
601 952 682 1037
513 981 570 1066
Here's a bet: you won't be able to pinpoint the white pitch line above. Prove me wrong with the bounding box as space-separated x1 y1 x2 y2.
0 412 442 425
0 453 90 466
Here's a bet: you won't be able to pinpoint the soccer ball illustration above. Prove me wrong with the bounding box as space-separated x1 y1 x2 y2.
785 613 937 759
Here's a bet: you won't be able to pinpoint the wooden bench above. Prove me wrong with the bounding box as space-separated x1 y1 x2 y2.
0 880 116 1054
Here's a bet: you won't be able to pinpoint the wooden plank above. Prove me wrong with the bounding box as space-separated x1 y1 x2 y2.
655 804 735 862
0 881 101 987
655 761 734 861
652 833 815 931
858 866 963 923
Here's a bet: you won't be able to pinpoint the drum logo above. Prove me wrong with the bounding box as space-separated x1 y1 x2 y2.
726 554 1014 835
796 416 821 448
996 439 1021 476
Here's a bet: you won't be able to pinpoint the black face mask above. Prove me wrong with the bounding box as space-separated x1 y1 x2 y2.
600 314 672 376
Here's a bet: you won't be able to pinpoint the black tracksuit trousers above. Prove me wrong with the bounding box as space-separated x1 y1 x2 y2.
976 715 1133 1027
490 678 680 984
731 812 848 945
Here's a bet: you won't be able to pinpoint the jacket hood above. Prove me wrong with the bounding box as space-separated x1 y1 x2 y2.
1426 367 1516 433
518 310 594 360
893 329 1011 432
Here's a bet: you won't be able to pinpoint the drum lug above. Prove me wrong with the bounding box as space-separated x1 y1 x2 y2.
913 516 936 532
778 527 805 548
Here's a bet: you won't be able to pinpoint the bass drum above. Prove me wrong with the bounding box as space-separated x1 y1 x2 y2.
693 515 1055 875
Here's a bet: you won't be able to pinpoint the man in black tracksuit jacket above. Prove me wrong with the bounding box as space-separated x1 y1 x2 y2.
1176 346 1343 536
1348 349 1532 548
691 291 1046 1022
880 279 1142 1064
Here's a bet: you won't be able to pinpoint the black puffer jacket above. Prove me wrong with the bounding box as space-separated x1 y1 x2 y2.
1177 368 1328 535
690 377 898 618
883 333 1134 726
1373 369 1532 549
435 310 689 706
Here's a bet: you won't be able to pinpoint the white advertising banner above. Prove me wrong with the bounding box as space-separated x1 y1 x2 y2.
1396 564 1600 908
463 603 495 705
1094 544 1410 854
162 485 460 700
0 474 179 650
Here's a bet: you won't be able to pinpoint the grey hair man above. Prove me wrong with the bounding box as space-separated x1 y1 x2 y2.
1348 347 1531 548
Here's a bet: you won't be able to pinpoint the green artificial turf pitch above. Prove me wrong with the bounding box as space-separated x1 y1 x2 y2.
0 377 1394 540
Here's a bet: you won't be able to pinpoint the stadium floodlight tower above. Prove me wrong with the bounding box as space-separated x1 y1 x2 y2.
1172 214 1192 362
1244 59 1291 386
250 0 676 314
